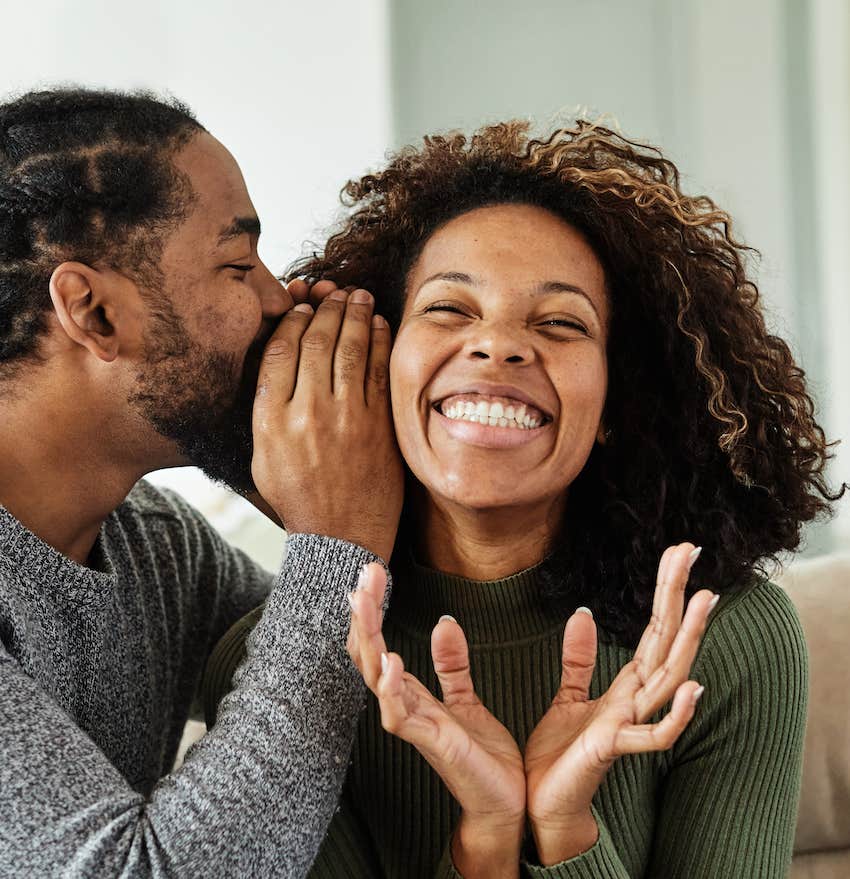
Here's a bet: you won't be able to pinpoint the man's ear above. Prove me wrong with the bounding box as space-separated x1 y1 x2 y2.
49 262 125 363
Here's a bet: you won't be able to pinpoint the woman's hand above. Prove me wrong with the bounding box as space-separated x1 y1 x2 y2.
348 565 525 879
523 542 717 866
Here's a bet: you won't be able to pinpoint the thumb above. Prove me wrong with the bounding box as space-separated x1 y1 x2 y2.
558 607 597 703
431 616 477 708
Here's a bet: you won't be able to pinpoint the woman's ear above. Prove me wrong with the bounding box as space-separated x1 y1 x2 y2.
49 262 123 363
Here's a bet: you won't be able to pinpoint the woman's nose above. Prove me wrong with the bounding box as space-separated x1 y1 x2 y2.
466 324 533 364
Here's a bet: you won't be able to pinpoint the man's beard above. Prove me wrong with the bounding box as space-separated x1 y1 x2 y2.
128 299 271 494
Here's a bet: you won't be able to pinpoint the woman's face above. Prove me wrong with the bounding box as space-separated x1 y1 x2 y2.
390 203 610 514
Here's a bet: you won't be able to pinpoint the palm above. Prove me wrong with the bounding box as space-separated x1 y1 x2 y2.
390 668 525 820
525 543 717 830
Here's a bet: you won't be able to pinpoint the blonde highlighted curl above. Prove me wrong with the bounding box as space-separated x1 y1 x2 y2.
288 120 845 646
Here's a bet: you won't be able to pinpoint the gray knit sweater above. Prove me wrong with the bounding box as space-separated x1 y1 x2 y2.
0 479 383 878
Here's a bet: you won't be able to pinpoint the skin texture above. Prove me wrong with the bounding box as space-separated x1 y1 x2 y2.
348 206 716 875
0 131 402 564
390 205 609 580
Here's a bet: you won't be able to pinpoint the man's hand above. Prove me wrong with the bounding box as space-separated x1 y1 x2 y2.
251 283 403 562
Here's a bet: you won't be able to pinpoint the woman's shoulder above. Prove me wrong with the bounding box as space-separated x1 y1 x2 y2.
692 573 808 687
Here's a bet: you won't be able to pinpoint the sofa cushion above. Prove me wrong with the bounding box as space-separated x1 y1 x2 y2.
775 553 850 855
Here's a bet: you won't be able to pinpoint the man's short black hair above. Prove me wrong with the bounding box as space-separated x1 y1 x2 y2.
0 87 204 374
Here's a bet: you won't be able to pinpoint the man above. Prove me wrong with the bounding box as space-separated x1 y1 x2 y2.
0 88 402 876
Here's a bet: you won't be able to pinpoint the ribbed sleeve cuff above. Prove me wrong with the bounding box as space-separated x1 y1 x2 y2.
436 843 465 878
251 533 388 651
522 807 630 878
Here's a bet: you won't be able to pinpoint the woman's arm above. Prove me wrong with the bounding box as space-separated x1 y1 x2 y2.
644 578 807 878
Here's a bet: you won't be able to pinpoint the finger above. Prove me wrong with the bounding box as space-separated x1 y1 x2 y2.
253 303 314 424
431 616 477 708
346 565 384 670
633 542 698 682
614 681 703 755
308 279 340 305
293 288 348 396
377 654 434 736
358 562 388 612
365 314 391 407
333 289 375 399
349 581 389 690
634 589 717 719
286 278 310 304
556 607 597 703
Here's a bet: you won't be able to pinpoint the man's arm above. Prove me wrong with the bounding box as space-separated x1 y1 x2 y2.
0 538 388 879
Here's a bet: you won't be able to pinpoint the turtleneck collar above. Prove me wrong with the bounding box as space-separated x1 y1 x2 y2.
389 552 568 646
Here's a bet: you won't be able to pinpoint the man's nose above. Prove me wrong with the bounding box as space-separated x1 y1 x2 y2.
254 261 293 318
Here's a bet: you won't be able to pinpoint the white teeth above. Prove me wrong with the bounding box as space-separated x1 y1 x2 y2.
439 397 546 430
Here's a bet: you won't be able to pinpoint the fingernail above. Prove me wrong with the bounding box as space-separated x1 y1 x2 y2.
380 653 389 675
576 606 593 617
693 685 706 704
351 289 372 304
438 614 457 624
687 546 702 571
347 592 356 612
372 314 387 328
708 593 720 612
328 288 348 301
357 565 369 590
292 303 313 314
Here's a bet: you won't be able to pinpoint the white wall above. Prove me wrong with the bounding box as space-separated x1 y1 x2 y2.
1 0 392 564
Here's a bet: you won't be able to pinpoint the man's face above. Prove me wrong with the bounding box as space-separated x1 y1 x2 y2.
128 132 289 492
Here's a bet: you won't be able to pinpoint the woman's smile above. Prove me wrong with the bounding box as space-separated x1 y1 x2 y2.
390 203 609 513
431 390 552 448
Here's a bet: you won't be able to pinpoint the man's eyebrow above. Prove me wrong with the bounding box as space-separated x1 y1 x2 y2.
216 216 261 245
418 272 600 320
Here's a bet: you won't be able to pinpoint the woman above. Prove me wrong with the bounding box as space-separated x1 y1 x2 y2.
203 121 842 877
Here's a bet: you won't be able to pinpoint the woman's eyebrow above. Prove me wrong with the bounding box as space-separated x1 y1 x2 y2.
419 270 478 289
416 272 601 321
537 280 601 320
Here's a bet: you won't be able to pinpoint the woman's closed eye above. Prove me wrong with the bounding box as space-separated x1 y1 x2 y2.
538 317 588 334
424 301 469 315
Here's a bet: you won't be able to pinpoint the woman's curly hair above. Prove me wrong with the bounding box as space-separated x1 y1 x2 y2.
287 119 845 647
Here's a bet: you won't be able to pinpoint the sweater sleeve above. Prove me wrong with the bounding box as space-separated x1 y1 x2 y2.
0 534 385 879
518 579 806 879
643 578 807 878
519 805 630 878
307 792 462 879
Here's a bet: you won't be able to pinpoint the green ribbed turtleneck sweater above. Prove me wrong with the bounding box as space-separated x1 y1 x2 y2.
203 558 808 878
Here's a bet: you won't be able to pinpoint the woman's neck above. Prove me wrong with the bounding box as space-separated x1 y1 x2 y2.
411 490 565 581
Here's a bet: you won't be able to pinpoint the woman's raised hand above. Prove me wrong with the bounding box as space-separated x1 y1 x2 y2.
348 564 526 879
523 542 717 866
